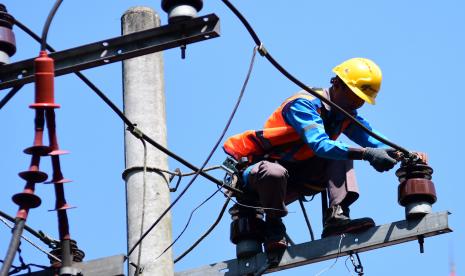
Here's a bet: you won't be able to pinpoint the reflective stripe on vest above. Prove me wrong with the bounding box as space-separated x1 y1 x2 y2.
223 89 351 162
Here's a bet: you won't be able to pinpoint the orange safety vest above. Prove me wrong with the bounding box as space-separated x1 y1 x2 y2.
223 89 352 163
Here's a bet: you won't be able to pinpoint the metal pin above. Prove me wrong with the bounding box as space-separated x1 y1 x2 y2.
418 235 425 253
181 44 186 59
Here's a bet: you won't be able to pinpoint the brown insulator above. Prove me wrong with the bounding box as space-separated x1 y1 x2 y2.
229 204 265 258
398 178 437 206
0 4 16 63
48 239 85 267
396 161 437 219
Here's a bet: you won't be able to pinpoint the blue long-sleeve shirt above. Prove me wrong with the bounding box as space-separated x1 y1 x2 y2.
282 91 387 160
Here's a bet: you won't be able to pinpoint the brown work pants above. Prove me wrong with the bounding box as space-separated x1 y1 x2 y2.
245 157 359 218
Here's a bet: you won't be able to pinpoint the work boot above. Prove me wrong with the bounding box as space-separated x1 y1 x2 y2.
264 217 287 252
321 205 375 238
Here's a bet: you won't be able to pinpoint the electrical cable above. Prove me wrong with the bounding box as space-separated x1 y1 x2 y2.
345 256 355 276
0 216 61 263
134 138 148 276
314 233 345 276
122 165 223 192
128 45 259 257
174 197 230 263
13 19 241 195
123 165 222 178
0 218 26 276
0 86 23 111
40 0 63 51
298 198 315 241
0 210 58 249
155 185 224 261
221 0 411 156
220 189 294 213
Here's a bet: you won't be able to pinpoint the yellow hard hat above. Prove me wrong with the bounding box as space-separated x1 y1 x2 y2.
332 58 382 105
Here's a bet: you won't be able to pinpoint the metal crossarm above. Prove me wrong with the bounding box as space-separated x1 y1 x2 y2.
17 255 125 276
0 14 220 90
175 211 452 276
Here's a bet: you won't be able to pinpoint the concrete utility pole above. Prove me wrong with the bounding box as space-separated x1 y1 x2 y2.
122 7 173 276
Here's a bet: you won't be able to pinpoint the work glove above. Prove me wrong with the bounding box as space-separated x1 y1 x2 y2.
362 148 398 172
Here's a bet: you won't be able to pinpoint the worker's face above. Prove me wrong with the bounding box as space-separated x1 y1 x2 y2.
332 80 365 111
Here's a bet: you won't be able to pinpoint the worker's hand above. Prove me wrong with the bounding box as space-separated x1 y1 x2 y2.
362 148 398 172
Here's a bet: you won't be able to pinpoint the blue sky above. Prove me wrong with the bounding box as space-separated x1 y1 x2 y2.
1 1 464 275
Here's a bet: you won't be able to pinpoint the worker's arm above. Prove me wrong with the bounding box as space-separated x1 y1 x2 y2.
343 114 388 148
283 98 352 160
283 98 397 171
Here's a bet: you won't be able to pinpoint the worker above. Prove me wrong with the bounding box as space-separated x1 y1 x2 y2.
223 58 403 251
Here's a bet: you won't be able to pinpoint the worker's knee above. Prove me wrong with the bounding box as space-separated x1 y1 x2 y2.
250 161 288 188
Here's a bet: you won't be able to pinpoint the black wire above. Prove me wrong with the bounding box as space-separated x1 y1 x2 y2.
40 0 64 51
128 45 259 257
174 197 230 263
298 198 315 241
14 18 241 195
221 0 411 156
0 86 23 111
15 244 31 275
0 218 26 276
155 186 223 260
0 210 58 248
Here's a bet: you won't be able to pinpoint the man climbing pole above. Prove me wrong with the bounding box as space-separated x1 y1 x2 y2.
223 58 404 252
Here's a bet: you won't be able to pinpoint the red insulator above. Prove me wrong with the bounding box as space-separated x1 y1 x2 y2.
24 145 52 156
12 193 41 209
30 51 60 109
18 170 48 183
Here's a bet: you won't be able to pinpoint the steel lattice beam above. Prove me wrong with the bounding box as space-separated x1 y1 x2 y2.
0 14 220 90
175 211 452 276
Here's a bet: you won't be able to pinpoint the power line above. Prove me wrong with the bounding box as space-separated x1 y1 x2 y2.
40 0 63 51
174 197 230 263
314 234 345 276
0 216 61 263
0 210 58 249
128 45 259 257
155 185 224 261
134 138 148 276
220 0 411 156
0 86 23 111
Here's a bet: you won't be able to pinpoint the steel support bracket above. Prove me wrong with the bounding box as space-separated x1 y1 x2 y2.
17 254 125 276
175 211 452 276
0 13 220 90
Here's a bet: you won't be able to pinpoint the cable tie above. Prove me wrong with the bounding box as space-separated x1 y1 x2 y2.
122 166 169 181
257 43 267 56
